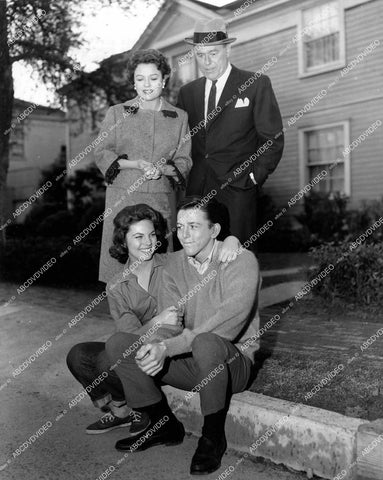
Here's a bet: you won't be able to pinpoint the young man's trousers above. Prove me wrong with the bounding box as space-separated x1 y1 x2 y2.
105 331 253 415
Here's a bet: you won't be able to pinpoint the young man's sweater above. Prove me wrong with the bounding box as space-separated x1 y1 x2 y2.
158 241 261 362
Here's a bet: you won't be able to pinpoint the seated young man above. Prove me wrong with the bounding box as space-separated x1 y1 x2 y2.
105 197 261 475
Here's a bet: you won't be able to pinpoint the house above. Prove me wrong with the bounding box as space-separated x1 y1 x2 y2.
63 52 135 177
64 0 383 214
6 99 66 222
133 0 383 210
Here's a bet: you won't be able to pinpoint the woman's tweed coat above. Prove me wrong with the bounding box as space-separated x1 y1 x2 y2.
94 97 192 283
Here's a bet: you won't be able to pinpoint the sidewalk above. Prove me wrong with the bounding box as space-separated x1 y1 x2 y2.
256 256 383 367
1 254 381 479
0 283 308 480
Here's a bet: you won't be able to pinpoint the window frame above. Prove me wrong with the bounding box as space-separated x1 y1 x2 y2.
298 120 351 196
9 122 25 162
297 0 346 77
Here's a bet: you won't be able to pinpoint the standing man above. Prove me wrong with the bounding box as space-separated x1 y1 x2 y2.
178 18 284 248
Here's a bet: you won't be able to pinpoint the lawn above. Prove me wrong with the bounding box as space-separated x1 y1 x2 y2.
249 296 383 421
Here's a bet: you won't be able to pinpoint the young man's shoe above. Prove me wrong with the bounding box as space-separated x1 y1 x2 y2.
85 410 150 435
190 434 227 475
115 417 185 452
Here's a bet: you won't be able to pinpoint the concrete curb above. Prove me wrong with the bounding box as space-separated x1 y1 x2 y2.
163 386 367 480
262 267 306 277
259 281 306 309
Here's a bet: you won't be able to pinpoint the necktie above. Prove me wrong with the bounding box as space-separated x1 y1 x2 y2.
207 80 217 121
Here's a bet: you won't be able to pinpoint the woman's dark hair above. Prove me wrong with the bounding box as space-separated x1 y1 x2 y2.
128 49 171 87
109 204 168 264
177 196 231 241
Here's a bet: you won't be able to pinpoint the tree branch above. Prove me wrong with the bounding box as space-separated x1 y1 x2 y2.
10 42 73 68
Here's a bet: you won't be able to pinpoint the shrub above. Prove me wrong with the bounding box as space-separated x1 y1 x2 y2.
5 222 30 239
308 242 383 306
346 197 383 244
298 191 349 244
1 236 101 287
66 164 105 214
76 197 106 244
256 191 278 225
23 202 61 233
36 210 77 237
4 200 106 286
38 145 67 209
299 193 383 246
257 223 311 252
257 191 311 252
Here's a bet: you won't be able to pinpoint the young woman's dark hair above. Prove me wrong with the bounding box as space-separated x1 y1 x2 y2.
177 196 231 240
109 204 168 264
128 49 171 87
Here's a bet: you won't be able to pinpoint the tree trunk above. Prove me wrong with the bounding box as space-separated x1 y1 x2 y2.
0 1 14 253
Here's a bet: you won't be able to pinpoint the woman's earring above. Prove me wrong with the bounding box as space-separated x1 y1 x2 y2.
162 81 166 88
134 84 137 90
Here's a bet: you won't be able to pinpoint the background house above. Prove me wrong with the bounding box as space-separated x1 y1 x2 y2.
63 51 134 178
6 99 66 222
133 0 383 211
64 0 382 214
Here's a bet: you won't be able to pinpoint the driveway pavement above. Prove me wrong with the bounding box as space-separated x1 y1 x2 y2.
0 282 311 480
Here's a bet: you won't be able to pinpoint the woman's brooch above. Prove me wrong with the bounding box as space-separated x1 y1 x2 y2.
161 110 178 118
123 105 139 115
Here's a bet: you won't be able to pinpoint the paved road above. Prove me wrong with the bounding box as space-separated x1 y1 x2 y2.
0 283 310 480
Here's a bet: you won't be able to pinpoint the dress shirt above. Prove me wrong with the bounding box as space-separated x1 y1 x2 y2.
204 63 232 120
187 239 218 275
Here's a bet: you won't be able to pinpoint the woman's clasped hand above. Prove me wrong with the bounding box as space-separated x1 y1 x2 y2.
136 159 162 180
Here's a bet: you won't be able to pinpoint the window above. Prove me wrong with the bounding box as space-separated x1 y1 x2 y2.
299 1 345 76
172 52 197 85
9 123 25 161
299 122 350 195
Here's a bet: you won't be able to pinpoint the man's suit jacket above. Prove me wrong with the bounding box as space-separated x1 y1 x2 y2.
177 65 284 193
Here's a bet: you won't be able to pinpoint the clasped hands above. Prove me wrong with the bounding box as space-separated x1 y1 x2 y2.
137 160 177 180
135 306 180 377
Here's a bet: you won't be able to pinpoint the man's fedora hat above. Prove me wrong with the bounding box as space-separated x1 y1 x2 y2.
184 18 236 46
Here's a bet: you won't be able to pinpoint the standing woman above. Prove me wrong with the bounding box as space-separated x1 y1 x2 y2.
95 49 192 283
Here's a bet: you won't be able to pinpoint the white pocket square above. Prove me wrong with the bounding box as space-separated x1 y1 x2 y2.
235 97 250 108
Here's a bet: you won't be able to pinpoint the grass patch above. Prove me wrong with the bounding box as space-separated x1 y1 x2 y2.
250 352 383 419
249 296 383 419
